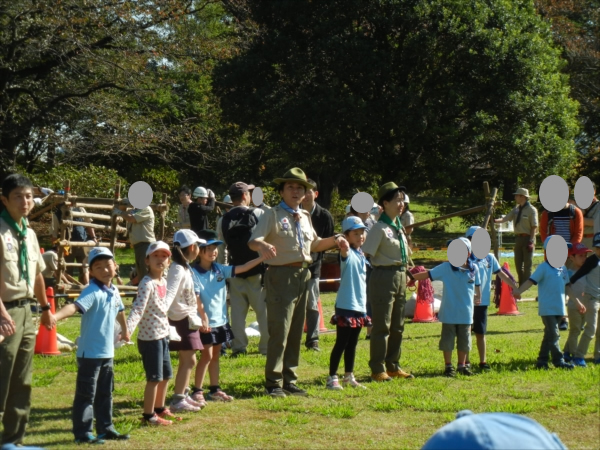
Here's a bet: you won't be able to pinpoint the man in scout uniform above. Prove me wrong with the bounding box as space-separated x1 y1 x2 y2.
0 174 54 446
494 188 538 285
248 168 347 398
362 182 414 382
117 203 156 282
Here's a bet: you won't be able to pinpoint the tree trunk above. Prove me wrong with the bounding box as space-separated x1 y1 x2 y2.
502 176 518 202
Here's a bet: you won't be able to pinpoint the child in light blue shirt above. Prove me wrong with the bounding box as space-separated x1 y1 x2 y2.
327 216 370 390
191 230 264 402
514 236 584 369
54 248 130 444
412 237 481 377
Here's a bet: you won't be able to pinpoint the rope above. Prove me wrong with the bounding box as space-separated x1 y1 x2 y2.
408 265 435 305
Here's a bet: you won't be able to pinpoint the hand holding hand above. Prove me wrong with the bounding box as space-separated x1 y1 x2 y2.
337 237 350 252
577 302 586 314
512 290 521 300
0 312 16 337
527 242 534 253
41 311 56 330
122 332 131 343
259 243 277 260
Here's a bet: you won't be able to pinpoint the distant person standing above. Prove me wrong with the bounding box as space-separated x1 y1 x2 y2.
582 181 599 250
188 187 215 234
175 186 192 229
302 179 334 352
494 188 538 285
400 194 415 248
118 204 156 281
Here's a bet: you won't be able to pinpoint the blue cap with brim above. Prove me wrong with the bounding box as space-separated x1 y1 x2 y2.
543 235 573 250
465 226 481 238
422 410 566 449
342 216 367 233
88 247 114 267
197 229 223 247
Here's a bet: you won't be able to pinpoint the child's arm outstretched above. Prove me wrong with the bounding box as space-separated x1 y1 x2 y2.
474 285 481 305
497 270 519 291
565 284 586 314
54 303 81 321
512 280 534 299
117 311 131 342
412 270 431 281
234 255 267 276
126 281 151 336
339 238 350 258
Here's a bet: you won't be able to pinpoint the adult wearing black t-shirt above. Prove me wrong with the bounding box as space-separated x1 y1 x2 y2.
188 186 215 234
302 179 334 351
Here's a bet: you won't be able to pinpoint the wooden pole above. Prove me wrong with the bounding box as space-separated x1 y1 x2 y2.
60 220 127 233
160 193 167 240
109 181 121 255
59 240 127 248
70 211 114 221
28 199 62 221
55 180 70 292
482 182 500 261
411 203 501 229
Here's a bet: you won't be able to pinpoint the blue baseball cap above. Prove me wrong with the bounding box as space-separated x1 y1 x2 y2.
543 235 573 250
88 247 114 267
197 229 223 247
422 410 566 449
342 216 367 233
465 226 481 238
458 236 472 254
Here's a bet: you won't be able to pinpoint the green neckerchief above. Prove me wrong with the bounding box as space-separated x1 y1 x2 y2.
379 212 408 265
0 209 30 283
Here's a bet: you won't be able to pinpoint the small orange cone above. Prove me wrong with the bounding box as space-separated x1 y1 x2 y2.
497 262 521 316
34 287 61 355
304 297 329 333
412 284 438 323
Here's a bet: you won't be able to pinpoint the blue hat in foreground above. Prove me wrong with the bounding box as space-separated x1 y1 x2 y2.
465 226 481 238
422 410 566 450
543 235 573 250
342 216 367 233
88 247 114 267
197 229 223 247
457 236 472 254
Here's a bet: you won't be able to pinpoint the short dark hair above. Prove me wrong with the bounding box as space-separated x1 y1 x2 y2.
179 185 191 196
378 189 402 207
90 255 114 270
230 192 244 202
1 174 34 198
307 178 317 191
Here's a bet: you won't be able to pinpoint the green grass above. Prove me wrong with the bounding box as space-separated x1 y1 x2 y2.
15 296 600 449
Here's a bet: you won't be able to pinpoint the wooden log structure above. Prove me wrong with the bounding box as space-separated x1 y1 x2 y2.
70 210 114 221
410 202 502 229
58 240 127 248
60 219 127 234
482 182 500 260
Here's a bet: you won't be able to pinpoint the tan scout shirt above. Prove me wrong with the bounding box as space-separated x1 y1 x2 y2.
504 203 539 235
362 221 410 267
128 207 156 246
249 204 321 266
0 218 45 301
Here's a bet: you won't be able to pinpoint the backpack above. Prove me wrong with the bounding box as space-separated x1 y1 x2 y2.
221 206 263 279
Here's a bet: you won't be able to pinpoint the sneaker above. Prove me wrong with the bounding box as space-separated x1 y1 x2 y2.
536 362 550 370
371 372 392 382
555 361 575 370
457 366 473 376
479 363 491 371
206 390 234 402
444 366 457 377
97 430 129 441
170 398 201 412
572 357 587 367
184 396 205 409
305 342 321 352
559 319 568 331
230 350 247 358
265 386 287 398
563 352 572 362
326 375 343 390
190 391 207 408
342 374 366 389
386 369 415 379
157 408 182 422
365 334 371 340
75 433 104 445
142 413 172 426
282 383 308 396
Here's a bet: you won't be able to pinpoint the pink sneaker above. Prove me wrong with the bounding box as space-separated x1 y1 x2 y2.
170 398 200 412
190 391 207 408
206 390 234 402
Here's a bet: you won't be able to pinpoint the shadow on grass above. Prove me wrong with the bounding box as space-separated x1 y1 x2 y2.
28 406 71 425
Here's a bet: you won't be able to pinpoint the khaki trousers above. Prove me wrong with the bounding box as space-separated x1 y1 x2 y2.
229 274 269 355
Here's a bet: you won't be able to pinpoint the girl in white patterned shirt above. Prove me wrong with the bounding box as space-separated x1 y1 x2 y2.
127 241 179 426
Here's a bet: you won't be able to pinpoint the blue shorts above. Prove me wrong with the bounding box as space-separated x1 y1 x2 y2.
138 337 173 382
472 305 488 335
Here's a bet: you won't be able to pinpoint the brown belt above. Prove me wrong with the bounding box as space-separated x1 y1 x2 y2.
3 298 34 308
279 261 310 268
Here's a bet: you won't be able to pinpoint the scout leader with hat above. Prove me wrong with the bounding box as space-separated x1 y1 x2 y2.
494 188 539 285
361 182 414 382
248 168 349 398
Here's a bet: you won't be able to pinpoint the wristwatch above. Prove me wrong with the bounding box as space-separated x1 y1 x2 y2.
40 304 51 312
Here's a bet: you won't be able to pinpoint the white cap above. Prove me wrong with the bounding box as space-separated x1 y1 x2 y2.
146 241 172 257
192 186 208 198
88 247 114 267
404 194 410 204
223 194 232 203
173 229 206 248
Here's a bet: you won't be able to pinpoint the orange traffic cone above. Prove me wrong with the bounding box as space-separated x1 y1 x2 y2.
40 248 45 254
304 298 329 333
412 285 438 323
34 287 61 355
497 262 521 316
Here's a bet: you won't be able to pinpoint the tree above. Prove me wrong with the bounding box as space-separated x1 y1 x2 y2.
214 0 580 206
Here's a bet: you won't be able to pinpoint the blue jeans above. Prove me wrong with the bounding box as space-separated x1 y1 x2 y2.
72 358 115 438
538 316 564 365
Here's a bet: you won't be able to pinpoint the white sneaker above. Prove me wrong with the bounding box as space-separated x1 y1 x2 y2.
342 374 366 389
326 375 343 390
170 398 200 412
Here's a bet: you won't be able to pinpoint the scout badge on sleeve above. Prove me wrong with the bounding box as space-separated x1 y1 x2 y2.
384 227 394 239
6 234 13 252
281 217 290 231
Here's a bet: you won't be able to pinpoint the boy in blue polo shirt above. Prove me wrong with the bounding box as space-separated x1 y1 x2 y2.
513 236 585 370
412 237 481 377
54 248 130 444
464 226 519 371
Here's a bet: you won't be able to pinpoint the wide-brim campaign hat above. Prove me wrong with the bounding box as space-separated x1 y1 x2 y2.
377 182 401 203
273 167 313 190
197 229 224 247
513 188 530 197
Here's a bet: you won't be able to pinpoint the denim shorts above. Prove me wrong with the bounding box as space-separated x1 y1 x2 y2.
138 337 173 382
